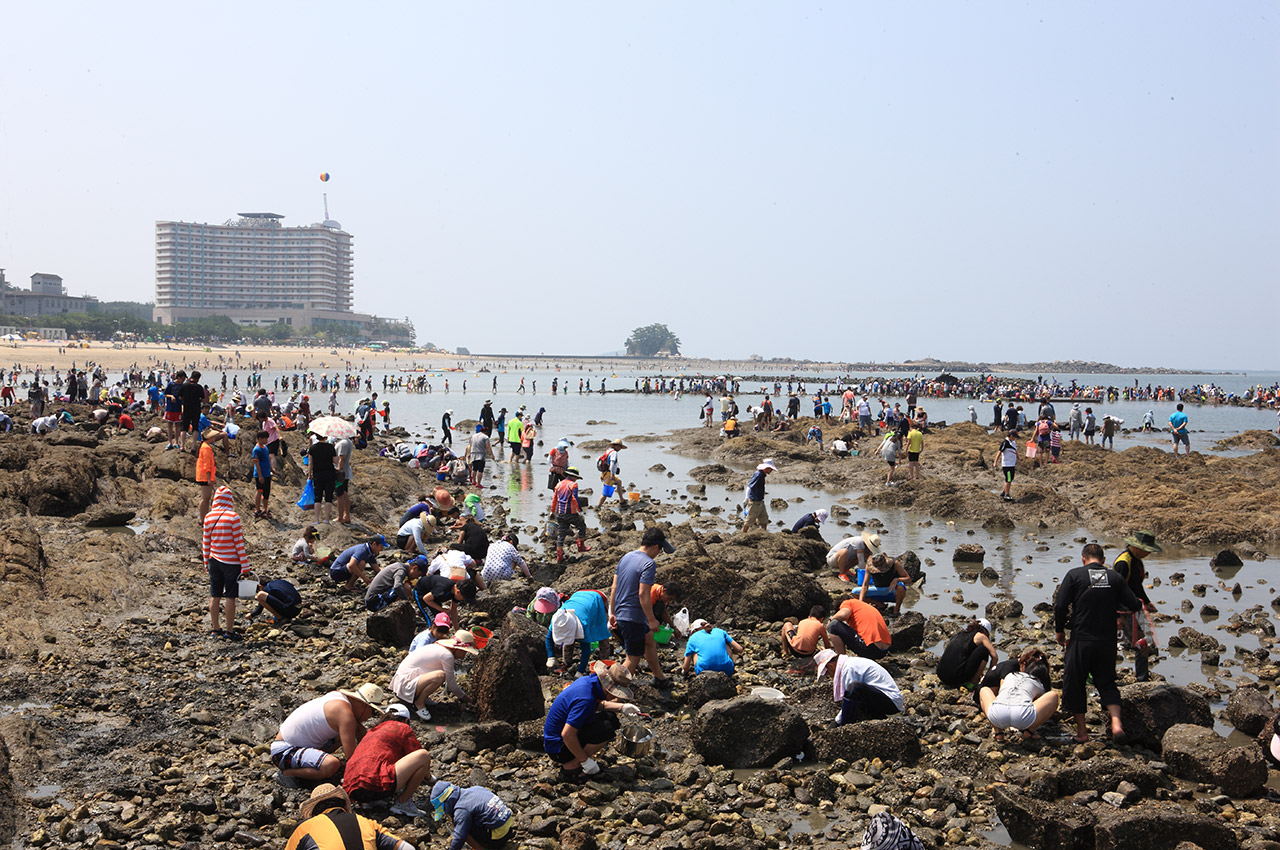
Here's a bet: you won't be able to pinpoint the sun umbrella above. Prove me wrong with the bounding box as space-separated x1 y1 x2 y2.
307 416 357 440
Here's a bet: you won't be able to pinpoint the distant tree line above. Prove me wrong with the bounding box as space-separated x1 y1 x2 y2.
0 310 416 346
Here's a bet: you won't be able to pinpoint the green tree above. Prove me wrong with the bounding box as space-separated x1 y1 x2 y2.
625 323 680 357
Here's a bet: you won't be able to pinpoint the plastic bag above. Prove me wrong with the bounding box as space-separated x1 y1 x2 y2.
672 607 690 635
296 479 315 510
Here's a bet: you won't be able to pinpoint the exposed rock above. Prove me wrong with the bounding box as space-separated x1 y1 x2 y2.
953 543 985 562
1119 683 1213 750
984 599 1023 620
447 721 517 754
897 550 925 583
889 611 925 651
365 600 416 647
1226 686 1274 736
691 696 809 767
1161 724 1267 797
0 523 49 588
1054 755 1164 798
1210 549 1243 568
470 613 546 724
686 671 737 708
810 717 922 765
992 787 1095 850
1093 804 1239 850
0 735 13 844
83 508 137 527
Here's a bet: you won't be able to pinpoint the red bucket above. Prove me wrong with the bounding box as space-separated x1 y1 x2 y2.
471 626 493 649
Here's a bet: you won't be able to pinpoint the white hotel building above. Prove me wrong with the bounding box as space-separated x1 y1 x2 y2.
153 212 408 340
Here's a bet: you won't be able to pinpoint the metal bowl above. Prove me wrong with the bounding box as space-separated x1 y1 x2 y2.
621 725 652 758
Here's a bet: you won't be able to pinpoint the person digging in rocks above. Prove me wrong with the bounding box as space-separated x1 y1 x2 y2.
389 631 479 721
271 683 387 782
341 703 433 819
781 606 832 672
936 618 998 691
1112 531 1162 682
429 779 516 850
978 647 1059 743
1055 542 1142 744
543 660 637 781
815 648 903 725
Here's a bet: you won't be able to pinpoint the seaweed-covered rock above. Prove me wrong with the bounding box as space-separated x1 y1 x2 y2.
1161 724 1267 797
1225 685 1274 736
686 671 737 708
365 600 416 647
1093 804 1238 850
889 611 925 651
470 613 546 724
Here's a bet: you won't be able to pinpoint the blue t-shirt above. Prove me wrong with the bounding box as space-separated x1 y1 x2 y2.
560 590 611 644
163 382 182 413
252 444 272 480
543 675 604 753
1169 411 1188 432
613 550 656 625
332 543 376 576
399 502 431 527
685 627 735 674
147 385 161 404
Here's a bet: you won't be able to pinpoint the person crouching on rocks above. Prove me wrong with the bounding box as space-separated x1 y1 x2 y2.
815 648 903 725
543 661 637 782
781 606 832 671
330 535 387 592
341 704 433 819
547 589 613 675
682 618 743 676
389 631 479 721
936 618 998 691
429 780 515 850
271 683 387 782
827 597 891 660
285 782 416 850
409 612 454 652
364 556 425 613
250 577 304 624
979 647 1059 742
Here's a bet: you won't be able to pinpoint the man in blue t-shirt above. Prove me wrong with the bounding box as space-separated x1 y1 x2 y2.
542 662 634 779
330 535 386 591
251 429 273 518
682 618 743 676
608 527 676 688
1169 403 1189 456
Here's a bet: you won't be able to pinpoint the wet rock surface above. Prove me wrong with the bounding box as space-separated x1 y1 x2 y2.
1 414 1279 850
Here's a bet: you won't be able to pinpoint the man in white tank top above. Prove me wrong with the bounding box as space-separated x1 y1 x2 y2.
269 683 386 781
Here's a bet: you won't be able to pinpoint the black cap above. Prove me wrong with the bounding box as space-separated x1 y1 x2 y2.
641 527 675 554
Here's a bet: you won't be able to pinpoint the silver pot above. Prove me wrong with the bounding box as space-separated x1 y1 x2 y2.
621 725 652 758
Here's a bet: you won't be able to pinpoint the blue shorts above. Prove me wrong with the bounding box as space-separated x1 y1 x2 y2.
616 620 650 657
330 563 351 583
270 741 331 771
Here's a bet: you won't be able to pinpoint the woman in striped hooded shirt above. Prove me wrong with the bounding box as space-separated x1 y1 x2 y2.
203 485 250 640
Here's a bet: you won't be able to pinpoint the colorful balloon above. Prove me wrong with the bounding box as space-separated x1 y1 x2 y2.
319 172 330 182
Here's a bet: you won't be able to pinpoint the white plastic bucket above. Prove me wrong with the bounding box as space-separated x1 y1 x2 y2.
237 575 258 599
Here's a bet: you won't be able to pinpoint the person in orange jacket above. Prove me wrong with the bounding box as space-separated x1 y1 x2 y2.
196 435 217 521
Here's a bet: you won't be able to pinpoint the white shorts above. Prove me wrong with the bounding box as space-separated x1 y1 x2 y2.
987 700 1037 732
391 670 418 703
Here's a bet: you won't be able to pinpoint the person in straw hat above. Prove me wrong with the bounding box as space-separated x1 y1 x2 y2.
552 466 591 564
543 660 637 780
271 683 388 781
284 781 415 850
825 530 882 584
1112 531 1162 681
389 631 479 722
858 551 914 616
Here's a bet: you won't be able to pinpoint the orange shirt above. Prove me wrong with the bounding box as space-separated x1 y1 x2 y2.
791 618 829 654
650 584 666 607
839 598 890 645
196 441 216 484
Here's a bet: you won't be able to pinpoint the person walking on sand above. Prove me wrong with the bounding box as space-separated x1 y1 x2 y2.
440 409 453 447
741 459 776 531
608 527 677 688
880 430 901 485
553 467 591 563
1055 542 1142 744
202 486 250 640
1169 403 1190 456
465 424 494 488
1112 531 1161 681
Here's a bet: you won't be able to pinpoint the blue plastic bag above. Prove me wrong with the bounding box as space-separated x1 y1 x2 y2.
297 479 315 511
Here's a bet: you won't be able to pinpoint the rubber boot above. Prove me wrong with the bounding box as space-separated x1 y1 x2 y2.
576 539 591 553
1135 646 1150 682
556 547 564 564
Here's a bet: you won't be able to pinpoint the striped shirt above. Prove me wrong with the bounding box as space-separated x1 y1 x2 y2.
202 487 249 568
553 479 581 515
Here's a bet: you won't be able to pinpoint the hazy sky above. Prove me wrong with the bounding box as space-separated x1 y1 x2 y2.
2 4 1276 369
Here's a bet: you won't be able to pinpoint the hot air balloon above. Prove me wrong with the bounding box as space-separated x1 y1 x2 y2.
320 172 330 182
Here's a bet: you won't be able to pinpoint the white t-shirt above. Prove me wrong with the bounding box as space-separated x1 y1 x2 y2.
428 549 474 578
835 656 903 710
992 671 1046 707
999 439 1018 468
291 538 312 561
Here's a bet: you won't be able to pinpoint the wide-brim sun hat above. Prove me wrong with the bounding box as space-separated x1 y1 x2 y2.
610 439 627 449
564 467 582 479
757 459 777 472
438 633 480 655
814 509 829 524
299 783 351 820
1123 531 1163 554
591 660 633 700
861 531 883 555
339 682 388 710
814 648 838 680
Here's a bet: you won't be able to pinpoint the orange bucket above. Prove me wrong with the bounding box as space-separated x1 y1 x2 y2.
471 626 493 649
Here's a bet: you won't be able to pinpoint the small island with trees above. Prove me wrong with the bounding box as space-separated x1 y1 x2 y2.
625 323 680 357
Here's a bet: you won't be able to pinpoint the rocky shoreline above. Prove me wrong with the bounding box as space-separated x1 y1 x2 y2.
2 408 1280 850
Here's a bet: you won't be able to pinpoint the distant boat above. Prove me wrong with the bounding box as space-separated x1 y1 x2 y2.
478 368 491 373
